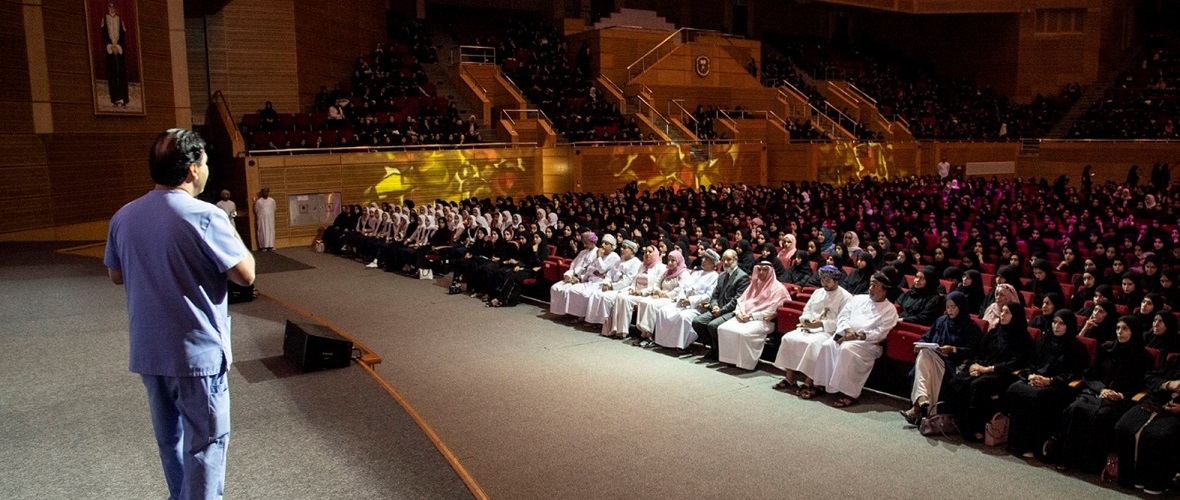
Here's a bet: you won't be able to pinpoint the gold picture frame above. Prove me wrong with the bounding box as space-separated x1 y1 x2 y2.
84 0 146 115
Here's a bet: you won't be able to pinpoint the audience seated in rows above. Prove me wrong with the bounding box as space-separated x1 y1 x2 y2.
242 21 481 150
1070 36 1180 139
767 38 1073 141
315 169 1180 494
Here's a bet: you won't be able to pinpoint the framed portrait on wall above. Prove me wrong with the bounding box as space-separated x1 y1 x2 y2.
84 0 145 115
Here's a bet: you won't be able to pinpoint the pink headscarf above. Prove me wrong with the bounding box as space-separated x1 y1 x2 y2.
664 250 688 280
642 245 661 272
995 283 1019 306
737 261 791 313
776 234 797 269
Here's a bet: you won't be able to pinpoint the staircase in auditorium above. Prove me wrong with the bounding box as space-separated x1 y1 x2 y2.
787 59 911 142
614 28 854 144
422 27 510 143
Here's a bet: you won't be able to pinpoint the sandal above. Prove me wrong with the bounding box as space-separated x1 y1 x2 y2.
900 409 921 426
797 386 817 399
772 379 797 392
833 396 857 408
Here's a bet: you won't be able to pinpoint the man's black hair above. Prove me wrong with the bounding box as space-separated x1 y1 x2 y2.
148 128 206 187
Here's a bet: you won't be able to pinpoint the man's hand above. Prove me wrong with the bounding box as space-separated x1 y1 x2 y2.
1099 389 1123 401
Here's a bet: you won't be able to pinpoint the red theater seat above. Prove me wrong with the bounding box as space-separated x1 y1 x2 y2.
1078 336 1097 363
1027 326 1042 342
885 322 927 364
776 306 804 334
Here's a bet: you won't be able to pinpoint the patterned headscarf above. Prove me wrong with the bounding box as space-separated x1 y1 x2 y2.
581 231 598 246
818 264 843 282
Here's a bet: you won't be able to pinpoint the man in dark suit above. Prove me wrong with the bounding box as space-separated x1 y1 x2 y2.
693 249 750 360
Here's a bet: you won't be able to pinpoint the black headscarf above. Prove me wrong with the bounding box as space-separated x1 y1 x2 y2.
1004 300 1030 334
1085 301 1120 344
784 250 816 286
956 269 986 313
997 265 1025 297
1106 315 1147 360
913 265 942 296
1031 259 1064 304
1088 315 1152 396
736 239 755 274
841 250 876 295
1160 268 1180 311
1146 311 1180 355
1025 309 1087 379
974 300 1036 373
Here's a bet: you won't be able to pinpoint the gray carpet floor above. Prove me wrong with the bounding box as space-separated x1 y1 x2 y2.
253 247 1144 499
0 243 470 500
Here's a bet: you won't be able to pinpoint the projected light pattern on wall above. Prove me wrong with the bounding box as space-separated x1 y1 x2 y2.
581 142 761 193
364 148 535 204
816 142 908 183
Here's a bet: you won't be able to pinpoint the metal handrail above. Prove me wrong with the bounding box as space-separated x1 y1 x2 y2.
762 109 786 125
716 109 739 128
778 85 830 125
846 82 877 105
625 28 726 81
213 90 236 126
459 65 488 95
626 28 687 78
501 108 554 126
456 45 496 65
500 72 528 102
600 74 624 97
667 99 699 126
1038 138 1180 144
826 81 859 105
809 107 853 141
247 141 524 155
824 102 859 129
567 139 674 147
567 138 766 146
630 95 671 128
893 114 912 130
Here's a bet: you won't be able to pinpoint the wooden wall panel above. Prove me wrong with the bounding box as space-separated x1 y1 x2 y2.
0 195 55 232
0 165 52 200
294 0 387 110
1019 142 1180 186
768 144 817 183
0 0 44 234
633 40 762 90
569 27 671 84
1015 8 1100 99
0 0 181 235
0 101 34 136
189 0 299 119
0 33 32 103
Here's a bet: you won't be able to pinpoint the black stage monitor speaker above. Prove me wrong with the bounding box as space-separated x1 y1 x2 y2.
284 320 353 371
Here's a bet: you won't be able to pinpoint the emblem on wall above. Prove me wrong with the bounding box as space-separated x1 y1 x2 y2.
695 55 711 77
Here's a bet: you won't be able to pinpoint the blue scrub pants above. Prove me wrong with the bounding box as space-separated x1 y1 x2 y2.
141 372 230 500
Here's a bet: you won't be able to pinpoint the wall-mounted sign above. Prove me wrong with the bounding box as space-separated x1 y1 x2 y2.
695 55 711 78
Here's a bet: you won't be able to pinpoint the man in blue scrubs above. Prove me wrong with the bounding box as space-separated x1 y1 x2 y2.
105 128 255 500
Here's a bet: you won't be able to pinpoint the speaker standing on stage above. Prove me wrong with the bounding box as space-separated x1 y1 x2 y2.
105 128 255 500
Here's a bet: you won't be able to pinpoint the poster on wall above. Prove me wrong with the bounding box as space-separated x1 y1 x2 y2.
288 192 341 227
84 0 145 115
